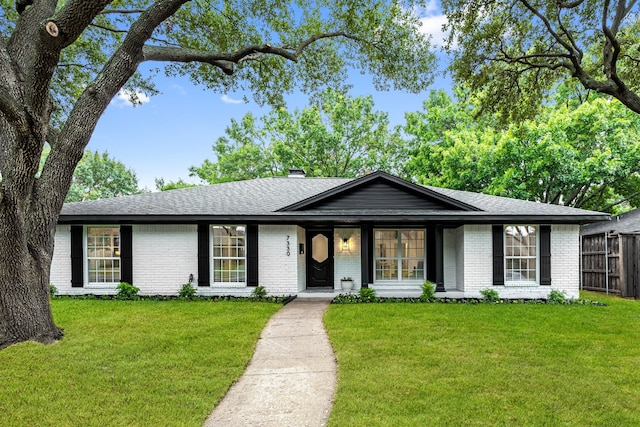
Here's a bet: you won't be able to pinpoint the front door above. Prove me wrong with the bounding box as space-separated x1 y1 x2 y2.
306 229 333 288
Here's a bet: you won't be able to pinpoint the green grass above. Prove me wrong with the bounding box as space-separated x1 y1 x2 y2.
324 292 640 426
0 299 280 426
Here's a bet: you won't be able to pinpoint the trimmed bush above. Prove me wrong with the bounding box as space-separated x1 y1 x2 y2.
420 280 435 302
178 283 197 299
116 282 140 300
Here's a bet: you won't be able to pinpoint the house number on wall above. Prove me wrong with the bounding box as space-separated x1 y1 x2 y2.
286 235 290 256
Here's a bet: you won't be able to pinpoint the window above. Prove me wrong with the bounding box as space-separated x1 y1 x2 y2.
86 226 120 286
504 225 538 284
374 229 425 281
212 225 246 284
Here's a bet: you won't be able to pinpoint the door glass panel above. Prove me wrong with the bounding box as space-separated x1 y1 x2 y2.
312 234 329 263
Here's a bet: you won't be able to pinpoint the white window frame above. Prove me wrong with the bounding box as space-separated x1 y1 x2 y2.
210 225 246 287
374 228 426 283
84 225 121 288
504 225 539 287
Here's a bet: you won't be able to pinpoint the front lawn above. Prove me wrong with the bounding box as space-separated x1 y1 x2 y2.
0 299 280 426
324 292 640 426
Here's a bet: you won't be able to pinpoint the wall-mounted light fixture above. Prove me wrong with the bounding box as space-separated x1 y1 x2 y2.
342 238 349 251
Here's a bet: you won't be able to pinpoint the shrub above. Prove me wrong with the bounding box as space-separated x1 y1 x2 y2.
49 284 57 297
420 280 435 302
359 287 377 301
251 286 267 299
548 289 567 304
480 288 500 303
116 282 140 300
178 283 197 299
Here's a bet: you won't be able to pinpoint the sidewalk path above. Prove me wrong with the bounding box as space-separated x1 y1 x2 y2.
204 298 337 427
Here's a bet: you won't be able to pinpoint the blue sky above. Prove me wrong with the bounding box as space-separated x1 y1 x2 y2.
88 3 450 191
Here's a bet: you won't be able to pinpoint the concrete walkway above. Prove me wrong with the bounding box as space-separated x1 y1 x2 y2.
204 298 337 427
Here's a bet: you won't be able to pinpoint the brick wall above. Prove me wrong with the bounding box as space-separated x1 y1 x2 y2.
550 224 580 299
460 224 580 299
132 224 198 295
50 222 581 299
462 225 494 295
258 224 300 295
51 225 72 293
296 226 306 292
443 228 458 290
334 228 361 291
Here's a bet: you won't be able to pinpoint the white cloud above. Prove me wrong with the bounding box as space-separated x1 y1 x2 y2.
419 14 449 47
221 94 243 104
413 0 449 47
114 89 151 107
171 84 187 95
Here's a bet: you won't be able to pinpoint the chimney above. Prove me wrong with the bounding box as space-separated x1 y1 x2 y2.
288 168 306 178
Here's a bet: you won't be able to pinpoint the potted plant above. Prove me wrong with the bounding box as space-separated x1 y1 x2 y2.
340 277 354 291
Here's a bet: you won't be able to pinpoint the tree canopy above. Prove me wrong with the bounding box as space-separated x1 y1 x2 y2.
441 0 640 121
38 147 143 201
190 88 407 183
0 0 437 349
65 150 143 202
405 89 640 213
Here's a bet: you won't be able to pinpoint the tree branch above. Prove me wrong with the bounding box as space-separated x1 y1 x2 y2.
41 0 190 216
142 31 363 75
89 23 128 34
557 0 586 7
519 0 577 57
601 188 640 212
99 9 146 15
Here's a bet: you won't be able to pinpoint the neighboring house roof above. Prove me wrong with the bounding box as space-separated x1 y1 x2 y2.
58 171 609 224
581 207 640 235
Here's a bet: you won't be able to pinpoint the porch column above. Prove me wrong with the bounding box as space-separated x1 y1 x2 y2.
435 225 445 292
360 225 372 288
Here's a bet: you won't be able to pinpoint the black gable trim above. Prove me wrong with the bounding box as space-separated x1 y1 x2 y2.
277 171 481 212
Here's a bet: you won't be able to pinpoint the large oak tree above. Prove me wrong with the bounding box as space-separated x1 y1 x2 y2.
0 0 436 349
442 0 640 121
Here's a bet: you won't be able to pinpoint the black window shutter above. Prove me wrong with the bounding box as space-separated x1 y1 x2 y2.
426 227 436 283
492 225 505 286
246 224 258 287
70 226 84 287
360 225 372 288
540 225 551 285
120 225 133 284
197 224 210 286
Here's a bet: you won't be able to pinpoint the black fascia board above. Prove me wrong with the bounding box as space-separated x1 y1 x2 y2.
276 170 482 212
57 213 610 225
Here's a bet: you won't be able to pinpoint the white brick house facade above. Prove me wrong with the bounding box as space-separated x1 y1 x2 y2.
52 172 606 298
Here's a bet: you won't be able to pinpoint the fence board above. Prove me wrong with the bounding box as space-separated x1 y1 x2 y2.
582 232 640 298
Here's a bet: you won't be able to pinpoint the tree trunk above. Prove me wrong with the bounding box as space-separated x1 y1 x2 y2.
0 201 63 350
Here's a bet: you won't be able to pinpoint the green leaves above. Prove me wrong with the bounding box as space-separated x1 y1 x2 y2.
442 0 640 119
405 89 640 213
191 88 407 183
65 150 144 202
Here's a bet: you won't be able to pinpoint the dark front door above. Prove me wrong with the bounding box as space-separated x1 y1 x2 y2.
306 229 333 288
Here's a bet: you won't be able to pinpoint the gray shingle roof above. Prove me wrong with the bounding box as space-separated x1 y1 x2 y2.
581 207 640 235
59 174 609 224
61 177 350 216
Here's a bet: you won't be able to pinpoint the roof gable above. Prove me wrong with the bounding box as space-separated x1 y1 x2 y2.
278 171 481 212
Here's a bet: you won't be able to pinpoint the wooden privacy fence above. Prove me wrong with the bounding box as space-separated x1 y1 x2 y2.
581 232 640 298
